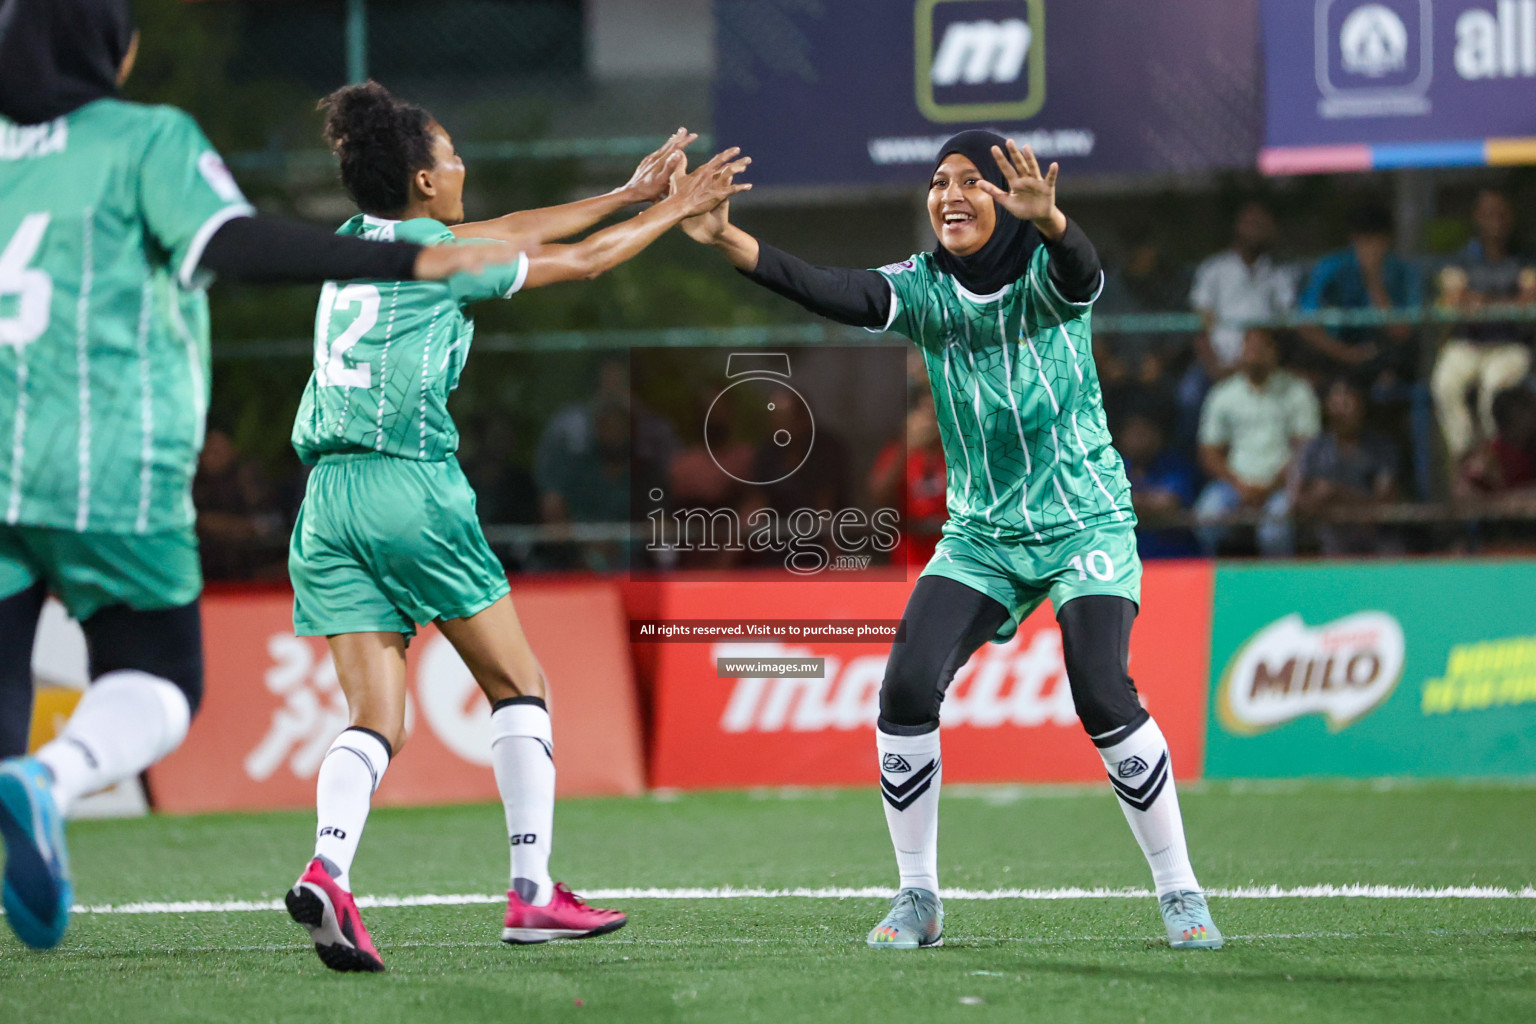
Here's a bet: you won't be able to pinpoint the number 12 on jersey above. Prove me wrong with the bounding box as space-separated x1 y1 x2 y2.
314 281 379 388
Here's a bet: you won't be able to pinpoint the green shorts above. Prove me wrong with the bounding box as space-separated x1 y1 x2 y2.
0 524 202 621
289 453 509 639
920 520 1142 642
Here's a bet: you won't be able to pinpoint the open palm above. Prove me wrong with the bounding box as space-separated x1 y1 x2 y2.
624 128 697 202
979 140 1059 224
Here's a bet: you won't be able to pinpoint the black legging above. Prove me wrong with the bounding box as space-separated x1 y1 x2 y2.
0 582 46 757
878 575 1149 744
0 583 205 758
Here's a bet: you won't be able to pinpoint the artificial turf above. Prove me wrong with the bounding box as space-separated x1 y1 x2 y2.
2 780 1533 1023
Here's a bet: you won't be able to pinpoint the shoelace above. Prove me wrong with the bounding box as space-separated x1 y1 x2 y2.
1161 892 1207 922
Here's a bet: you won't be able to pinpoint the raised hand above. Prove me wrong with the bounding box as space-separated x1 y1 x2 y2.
665 146 752 218
622 127 697 203
979 140 1064 236
681 197 732 245
414 241 523 280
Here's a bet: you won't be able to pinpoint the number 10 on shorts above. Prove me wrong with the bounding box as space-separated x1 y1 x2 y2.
1069 549 1115 582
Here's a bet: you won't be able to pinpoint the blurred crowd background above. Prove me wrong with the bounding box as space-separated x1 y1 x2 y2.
127 0 1536 579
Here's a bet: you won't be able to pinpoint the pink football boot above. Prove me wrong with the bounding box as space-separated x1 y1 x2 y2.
285 858 385 972
502 882 627 944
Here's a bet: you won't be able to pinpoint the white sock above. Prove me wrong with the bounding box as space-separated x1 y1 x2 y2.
490 698 556 907
1096 717 1199 896
312 728 391 892
36 670 190 815
876 726 942 894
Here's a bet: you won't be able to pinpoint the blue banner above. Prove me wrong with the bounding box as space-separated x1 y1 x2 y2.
1261 0 1536 173
714 0 1261 186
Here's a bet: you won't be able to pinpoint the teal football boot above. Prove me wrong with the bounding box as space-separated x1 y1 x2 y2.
1159 890 1222 950
0 757 72 949
866 887 943 949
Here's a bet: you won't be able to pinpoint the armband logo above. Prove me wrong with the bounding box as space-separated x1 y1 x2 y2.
197 151 246 204
879 260 917 275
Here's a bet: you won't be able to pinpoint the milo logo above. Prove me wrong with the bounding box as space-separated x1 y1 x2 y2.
1219 612 1405 735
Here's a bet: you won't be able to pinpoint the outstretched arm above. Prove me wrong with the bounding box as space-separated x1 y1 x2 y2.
452 129 696 246
681 201 893 329
519 146 752 289
198 213 519 283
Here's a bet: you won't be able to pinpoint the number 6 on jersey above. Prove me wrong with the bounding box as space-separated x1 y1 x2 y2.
0 213 53 350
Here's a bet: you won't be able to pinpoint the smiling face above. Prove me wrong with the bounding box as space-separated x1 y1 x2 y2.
417 124 467 224
927 154 998 257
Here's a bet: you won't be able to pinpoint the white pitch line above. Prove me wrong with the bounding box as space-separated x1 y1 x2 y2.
66 884 1536 915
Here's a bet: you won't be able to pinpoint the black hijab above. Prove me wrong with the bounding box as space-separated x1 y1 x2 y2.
929 129 1041 296
0 0 134 125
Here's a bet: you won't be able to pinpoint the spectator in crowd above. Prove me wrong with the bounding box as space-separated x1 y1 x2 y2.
669 389 752 508
1194 329 1320 556
736 384 848 566
1292 379 1402 556
1430 189 1536 467
460 413 540 527
1296 203 1421 384
458 413 540 571
1189 202 1294 381
1102 347 1179 440
1185 202 1295 445
869 394 947 567
1097 222 1190 385
749 383 848 514
1115 412 1198 558
535 399 635 571
534 356 677 516
1460 386 1536 496
664 389 753 568
193 428 284 580
1296 202 1427 496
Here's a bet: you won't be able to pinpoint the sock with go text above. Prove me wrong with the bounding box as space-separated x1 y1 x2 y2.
312 727 391 893
490 697 556 907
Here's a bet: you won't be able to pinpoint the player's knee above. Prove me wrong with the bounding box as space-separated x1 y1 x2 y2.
475 664 547 704
388 725 409 757
82 601 205 717
1062 646 1147 739
878 644 943 730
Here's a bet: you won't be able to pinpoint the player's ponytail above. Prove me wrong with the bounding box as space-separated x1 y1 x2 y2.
319 81 437 217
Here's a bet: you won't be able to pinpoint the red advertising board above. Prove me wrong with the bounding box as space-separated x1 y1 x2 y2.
148 581 645 813
647 564 1214 788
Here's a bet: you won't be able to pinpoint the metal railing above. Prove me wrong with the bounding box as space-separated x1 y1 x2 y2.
210 303 1536 359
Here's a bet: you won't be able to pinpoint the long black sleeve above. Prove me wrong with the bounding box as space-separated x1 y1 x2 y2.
1043 218 1102 302
742 242 893 329
197 214 422 284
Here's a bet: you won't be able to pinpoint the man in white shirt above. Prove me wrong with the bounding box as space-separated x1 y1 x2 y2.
1194 329 1321 556
1189 203 1296 376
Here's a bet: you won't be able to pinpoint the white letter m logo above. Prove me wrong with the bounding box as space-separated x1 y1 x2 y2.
931 19 1033 86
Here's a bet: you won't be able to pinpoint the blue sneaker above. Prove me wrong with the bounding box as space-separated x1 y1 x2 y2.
1159 890 1222 950
0 757 72 949
866 887 943 949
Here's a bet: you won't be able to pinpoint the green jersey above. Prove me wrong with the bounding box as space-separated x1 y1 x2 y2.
0 99 253 533
876 246 1133 544
291 216 528 465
